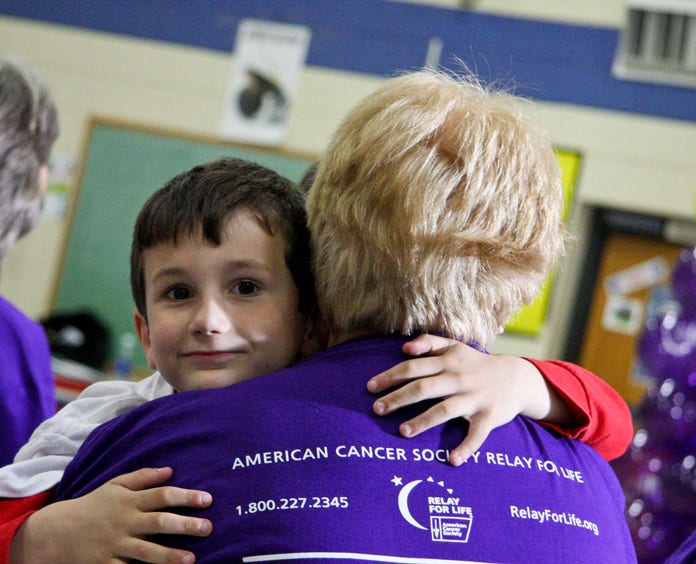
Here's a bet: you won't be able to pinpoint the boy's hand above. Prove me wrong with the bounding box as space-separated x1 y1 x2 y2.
367 334 569 467
11 467 212 564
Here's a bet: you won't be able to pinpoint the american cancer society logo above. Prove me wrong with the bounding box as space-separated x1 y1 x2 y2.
391 475 473 542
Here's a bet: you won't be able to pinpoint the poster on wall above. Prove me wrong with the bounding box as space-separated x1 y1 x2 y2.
220 19 312 147
42 155 76 222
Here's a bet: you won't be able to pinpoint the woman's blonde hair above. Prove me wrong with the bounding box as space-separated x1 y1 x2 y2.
306 69 566 347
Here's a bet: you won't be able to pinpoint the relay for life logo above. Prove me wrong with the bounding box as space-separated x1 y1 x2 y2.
392 475 473 543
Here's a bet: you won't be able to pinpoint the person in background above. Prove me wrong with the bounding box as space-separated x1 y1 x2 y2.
49 69 636 561
0 58 58 466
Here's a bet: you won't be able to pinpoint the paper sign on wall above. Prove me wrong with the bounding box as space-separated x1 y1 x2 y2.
220 19 311 147
601 294 644 335
603 256 669 296
42 155 76 221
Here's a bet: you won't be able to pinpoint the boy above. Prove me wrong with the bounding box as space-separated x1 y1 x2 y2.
4 155 628 562
48 71 635 561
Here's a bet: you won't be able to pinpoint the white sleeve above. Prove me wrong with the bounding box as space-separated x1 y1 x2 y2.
0 372 173 497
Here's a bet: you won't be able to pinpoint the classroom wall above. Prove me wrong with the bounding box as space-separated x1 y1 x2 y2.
1 0 695 361
391 0 627 27
0 15 384 317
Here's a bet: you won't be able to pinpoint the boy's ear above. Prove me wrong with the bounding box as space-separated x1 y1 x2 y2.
299 307 328 359
133 308 157 370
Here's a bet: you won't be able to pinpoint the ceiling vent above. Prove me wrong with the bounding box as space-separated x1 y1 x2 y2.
613 0 696 88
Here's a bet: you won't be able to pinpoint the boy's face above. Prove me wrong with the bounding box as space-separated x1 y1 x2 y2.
134 209 309 392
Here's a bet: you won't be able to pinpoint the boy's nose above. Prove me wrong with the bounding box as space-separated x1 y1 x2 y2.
191 296 232 335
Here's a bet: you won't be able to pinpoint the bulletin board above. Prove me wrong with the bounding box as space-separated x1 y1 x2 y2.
578 232 683 406
51 118 316 370
504 148 582 336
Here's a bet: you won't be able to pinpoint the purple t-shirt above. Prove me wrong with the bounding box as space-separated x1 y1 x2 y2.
0 296 55 466
57 335 636 563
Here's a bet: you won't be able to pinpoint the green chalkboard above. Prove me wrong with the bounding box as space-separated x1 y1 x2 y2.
52 118 316 370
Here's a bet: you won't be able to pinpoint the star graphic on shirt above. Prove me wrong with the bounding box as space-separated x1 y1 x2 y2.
391 475 403 486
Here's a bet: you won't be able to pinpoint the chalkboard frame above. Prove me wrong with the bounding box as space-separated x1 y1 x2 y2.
50 117 317 370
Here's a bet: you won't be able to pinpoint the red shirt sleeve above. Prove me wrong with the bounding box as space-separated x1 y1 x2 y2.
0 489 53 564
523 358 634 461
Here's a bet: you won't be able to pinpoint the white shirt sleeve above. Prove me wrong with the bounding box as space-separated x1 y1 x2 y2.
0 372 173 497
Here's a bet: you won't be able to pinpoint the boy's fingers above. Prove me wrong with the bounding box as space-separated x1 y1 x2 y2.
368 336 470 394
121 537 197 564
137 486 213 512
449 414 494 467
138 510 212 537
401 334 436 356
112 467 174 491
393 399 498 465
401 333 454 357
112 468 213 511
373 374 463 415
368 357 447 394
395 396 470 437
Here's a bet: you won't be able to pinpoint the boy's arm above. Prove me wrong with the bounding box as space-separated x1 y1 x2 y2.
2 373 173 500
7 467 212 564
0 491 53 564
522 357 633 461
368 334 633 465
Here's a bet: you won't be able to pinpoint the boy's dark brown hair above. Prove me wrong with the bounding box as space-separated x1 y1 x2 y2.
130 157 314 319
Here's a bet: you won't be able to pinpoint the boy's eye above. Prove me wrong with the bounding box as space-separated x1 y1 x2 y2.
233 280 259 295
165 286 192 300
